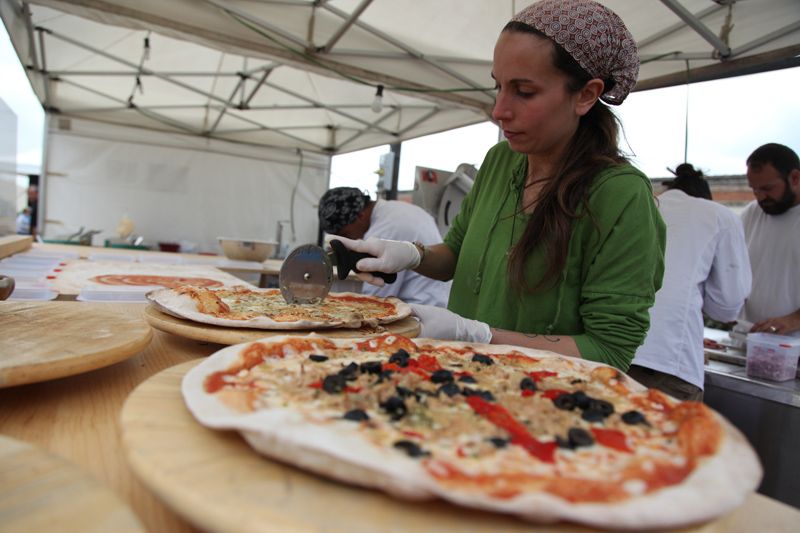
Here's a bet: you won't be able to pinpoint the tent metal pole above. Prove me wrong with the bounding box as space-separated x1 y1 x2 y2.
659 0 731 58
206 77 246 134
637 4 722 50
318 0 373 54
242 69 273 108
386 142 401 200
733 21 800 57
43 28 233 106
201 0 309 48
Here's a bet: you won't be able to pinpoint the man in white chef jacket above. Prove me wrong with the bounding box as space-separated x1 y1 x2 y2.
630 164 752 400
318 187 450 307
739 143 800 337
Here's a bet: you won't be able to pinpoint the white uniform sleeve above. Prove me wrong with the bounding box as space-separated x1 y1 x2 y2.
702 213 752 322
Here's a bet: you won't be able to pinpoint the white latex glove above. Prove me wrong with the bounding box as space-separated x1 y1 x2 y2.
334 236 421 287
410 304 492 344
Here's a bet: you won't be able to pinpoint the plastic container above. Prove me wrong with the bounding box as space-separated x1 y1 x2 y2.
9 281 58 301
76 284 162 302
218 238 276 262
745 332 800 382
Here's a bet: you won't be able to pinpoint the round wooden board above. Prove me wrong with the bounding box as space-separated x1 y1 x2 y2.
0 434 144 532
0 301 153 388
143 303 420 344
121 360 592 532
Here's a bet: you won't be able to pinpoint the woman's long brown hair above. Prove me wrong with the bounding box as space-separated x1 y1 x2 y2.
504 21 628 293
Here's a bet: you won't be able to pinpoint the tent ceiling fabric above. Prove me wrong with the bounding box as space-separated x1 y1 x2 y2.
5 0 800 155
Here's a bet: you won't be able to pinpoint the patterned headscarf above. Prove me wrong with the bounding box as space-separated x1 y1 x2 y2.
318 187 370 234
510 0 639 105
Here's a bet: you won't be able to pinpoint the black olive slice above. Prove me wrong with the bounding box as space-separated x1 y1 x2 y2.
553 392 576 410
437 382 461 397
488 437 509 448
572 390 591 410
581 408 605 422
519 377 537 392
393 440 430 458
338 362 359 381
359 360 383 374
457 374 477 384
621 410 649 425
430 369 454 384
308 354 328 362
567 427 594 448
389 349 410 367
322 374 346 394
343 409 369 422
380 396 407 420
471 353 494 365
462 388 495 402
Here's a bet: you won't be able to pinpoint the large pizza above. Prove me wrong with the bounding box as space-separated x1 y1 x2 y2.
182 334 761 529
147 286 410 330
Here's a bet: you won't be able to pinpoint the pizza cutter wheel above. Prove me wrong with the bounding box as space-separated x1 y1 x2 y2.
279 240 396 304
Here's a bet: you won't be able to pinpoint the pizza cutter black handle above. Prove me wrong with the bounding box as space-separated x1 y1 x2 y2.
330 240 398 283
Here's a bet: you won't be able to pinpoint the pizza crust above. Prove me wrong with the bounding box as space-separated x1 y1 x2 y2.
182 336 762 529
147 287 411 330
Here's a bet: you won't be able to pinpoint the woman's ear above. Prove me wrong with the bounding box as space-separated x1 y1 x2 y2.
575 79 605 116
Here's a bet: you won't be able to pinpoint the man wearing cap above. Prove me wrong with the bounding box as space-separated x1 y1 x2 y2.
740 143 800 336
318 187 450 307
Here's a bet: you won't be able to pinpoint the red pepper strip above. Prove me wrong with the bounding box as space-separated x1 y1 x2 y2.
590 427 633 453
307 380 361 394
466 396 556 463
541 389 568 400
414 354 442 372
520 389 536 398
401 430 425 440
527 370 558 382
382 362 429 378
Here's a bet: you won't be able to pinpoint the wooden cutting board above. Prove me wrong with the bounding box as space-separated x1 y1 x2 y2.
121 361 800 533
143 304 420 344
0 434 144 532
0 301 153 387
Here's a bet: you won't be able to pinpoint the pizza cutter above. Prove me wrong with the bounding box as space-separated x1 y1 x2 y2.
279 239 397 304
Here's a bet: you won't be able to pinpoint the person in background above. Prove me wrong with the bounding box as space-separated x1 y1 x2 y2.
629 164 751 400
15 207 32 235
317 187 450 307
336 0 666 371
26 178 39 238
740 143 800 336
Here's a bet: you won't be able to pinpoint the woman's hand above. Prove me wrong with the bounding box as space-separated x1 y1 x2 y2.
335 237 421 287
410 304 492 343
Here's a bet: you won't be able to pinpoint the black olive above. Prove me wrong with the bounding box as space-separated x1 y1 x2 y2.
322 374 346 394
471 353 494 365
581 408 605 422
377 370 394 383
338 362 359 381
343 409 369 422
488 437 509 448
556 435 572 449
359 360 383 374
389 349 410 367
437 382 461 397
572 390 591 410
462 388 495 402
381 396 407 420
393 440 430 458
430 369 454 384
568 427 594 448
553 392 576 410
395 386 414 398
621 410 648 425
570 378 585 384
308 354 328 362
519 377 537 392
588 399 614 417
458 374 477 384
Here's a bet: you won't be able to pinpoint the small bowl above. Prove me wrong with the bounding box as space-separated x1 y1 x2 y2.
217 238 277 262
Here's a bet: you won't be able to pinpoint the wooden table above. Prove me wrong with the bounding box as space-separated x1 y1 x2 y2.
2 302 799 532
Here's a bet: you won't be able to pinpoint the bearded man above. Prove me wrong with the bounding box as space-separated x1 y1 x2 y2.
740 143 800 335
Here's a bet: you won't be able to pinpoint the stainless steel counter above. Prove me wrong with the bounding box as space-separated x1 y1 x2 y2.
703 360 800 509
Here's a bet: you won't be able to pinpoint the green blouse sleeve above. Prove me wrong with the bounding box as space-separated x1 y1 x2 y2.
572 171 666 370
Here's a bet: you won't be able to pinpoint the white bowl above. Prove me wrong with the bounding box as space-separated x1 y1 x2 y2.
217 238 277 262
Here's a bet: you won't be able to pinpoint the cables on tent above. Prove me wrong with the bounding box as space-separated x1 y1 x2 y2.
127 31 151 107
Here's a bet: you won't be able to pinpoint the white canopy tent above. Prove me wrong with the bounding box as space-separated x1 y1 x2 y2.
2 0 799 252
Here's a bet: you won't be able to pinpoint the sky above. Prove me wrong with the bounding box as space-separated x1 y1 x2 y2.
2 20 799 199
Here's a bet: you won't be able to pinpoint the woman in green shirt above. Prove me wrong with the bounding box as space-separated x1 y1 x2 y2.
338 0 665 371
